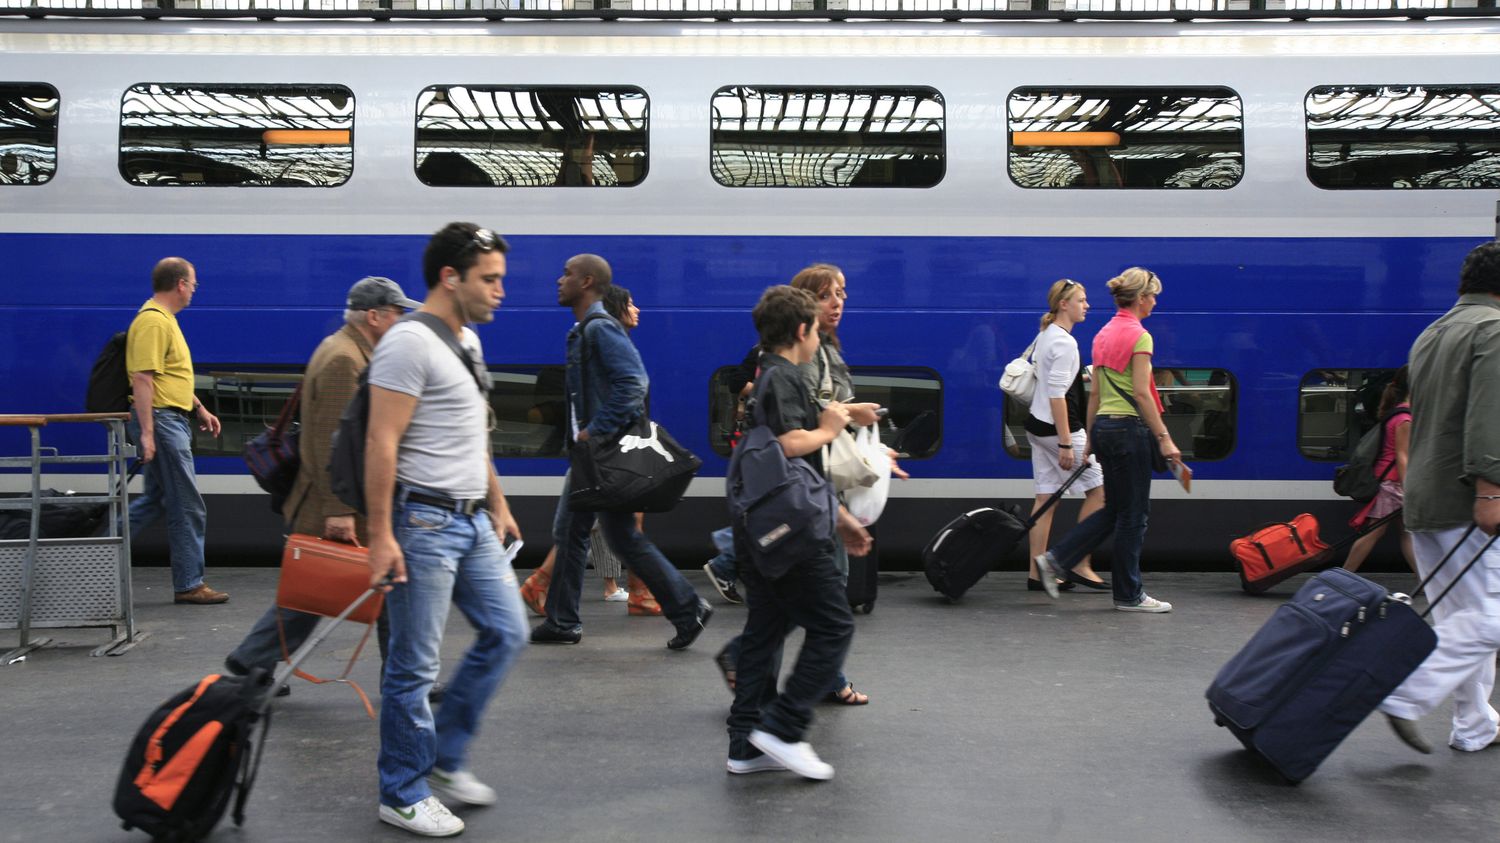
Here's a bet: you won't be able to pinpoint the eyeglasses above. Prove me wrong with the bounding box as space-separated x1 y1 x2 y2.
458 227 500 258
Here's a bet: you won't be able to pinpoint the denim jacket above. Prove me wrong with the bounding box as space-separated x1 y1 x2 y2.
565 301 648 441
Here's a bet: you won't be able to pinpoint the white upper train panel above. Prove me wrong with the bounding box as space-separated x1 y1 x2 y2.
0 18 1497 238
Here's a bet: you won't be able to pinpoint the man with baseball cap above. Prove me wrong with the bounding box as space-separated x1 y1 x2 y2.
225 276 424 685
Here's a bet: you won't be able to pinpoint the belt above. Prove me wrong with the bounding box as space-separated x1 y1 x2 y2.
405 491 489 516
1096 414 1140 420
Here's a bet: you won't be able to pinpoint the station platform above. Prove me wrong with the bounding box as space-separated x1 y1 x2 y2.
3 567 1495 843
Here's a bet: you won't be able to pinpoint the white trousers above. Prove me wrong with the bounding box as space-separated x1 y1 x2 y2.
1379 526 1500 751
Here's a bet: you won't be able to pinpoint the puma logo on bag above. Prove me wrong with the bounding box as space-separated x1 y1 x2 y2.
619 422 673 462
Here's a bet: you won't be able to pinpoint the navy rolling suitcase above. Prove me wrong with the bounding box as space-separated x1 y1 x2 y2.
1207 529 1498 783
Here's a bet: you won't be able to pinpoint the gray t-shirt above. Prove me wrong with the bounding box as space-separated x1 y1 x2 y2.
367 320 489 499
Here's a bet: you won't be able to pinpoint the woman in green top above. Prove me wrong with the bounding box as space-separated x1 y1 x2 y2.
1035 268 1181 613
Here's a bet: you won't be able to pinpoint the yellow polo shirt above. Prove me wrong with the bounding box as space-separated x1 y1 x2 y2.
125 301 195 412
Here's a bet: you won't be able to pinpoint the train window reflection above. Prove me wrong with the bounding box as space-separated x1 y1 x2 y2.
0 83 57 186
415 86 648 187
708 364 942 458
120 84 353 187
1002 367 1236 461
1008 87 1244 189
710 86 945 188
1299 369 1396 460
1306 85 1500 189
193 365 569 459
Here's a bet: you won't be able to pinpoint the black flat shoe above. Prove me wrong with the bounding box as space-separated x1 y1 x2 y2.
1027 578 1075 592
1065 571 1111 591
667 599 714 651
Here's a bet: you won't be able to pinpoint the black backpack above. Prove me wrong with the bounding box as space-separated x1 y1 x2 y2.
1333 408 1409 503
724 379 838 580
328 313 490 514
87 306 165 413
113 671 272 843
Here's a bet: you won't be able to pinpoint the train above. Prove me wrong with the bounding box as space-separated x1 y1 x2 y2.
2 9 1497 571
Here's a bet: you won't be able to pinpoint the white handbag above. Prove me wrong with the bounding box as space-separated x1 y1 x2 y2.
843 426 892 526
999 337 1039 404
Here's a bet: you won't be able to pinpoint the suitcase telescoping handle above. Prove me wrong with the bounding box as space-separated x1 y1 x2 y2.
1023 461 1093 531
262 580 388 713
1413 524 1500 620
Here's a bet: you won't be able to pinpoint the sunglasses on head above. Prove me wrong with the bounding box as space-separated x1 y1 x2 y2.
459 227 500 257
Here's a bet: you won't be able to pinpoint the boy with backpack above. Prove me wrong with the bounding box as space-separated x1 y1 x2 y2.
724 285 873 780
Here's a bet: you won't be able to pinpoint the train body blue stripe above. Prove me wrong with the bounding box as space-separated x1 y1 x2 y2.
0 232 1473 484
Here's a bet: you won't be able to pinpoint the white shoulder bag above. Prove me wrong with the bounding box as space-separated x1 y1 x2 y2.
999 336 1040 404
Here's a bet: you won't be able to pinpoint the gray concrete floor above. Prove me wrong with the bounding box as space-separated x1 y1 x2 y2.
2 568 1496 843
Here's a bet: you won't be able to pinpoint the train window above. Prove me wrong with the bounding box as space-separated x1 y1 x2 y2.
193 364 569 460
708 364 942 458
710 86 945 188
1306 85 1500 189
1001 367 1236 461
487 365 568 458
415 86 648 187
1007 87 1244 189
1299 368 1397 460
0 83 57 186
119 84 353 187
192 368 304 456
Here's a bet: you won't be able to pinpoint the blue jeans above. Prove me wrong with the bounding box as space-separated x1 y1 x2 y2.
378 491 528 808
1046 416 1153 605
127 408 207 592
706 526 737 582
727 548 853 758
542 469 700 633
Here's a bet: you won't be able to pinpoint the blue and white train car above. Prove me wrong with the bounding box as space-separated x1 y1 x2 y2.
1 12 1496 567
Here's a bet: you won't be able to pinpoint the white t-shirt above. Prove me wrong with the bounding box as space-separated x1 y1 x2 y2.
1027 324 1081 427
367 320 490 499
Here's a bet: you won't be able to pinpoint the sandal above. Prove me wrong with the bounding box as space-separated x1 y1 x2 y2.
826 684 870 706
519 572 549 617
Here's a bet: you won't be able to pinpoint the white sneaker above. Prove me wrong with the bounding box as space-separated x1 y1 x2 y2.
604 588 629 602
726 754 788 775
427 768 497 806
1116 594 1172 613
748 729 834 781
379 796 465 837
1033 553 1061 599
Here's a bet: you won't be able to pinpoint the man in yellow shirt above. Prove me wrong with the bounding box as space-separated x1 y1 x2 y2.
126 257 226 605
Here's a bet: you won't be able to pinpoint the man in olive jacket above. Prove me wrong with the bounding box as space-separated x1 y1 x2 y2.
225 277 419 676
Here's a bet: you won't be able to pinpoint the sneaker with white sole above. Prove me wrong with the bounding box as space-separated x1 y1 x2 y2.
726 753 788 775
427 768 497 806
1115 594 1172 613
1033 553 1061 599
604 588 629 602
379 796 465 837
703 562 743 604
748 728 834 781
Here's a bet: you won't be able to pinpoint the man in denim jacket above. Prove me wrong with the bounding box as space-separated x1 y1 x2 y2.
531 253 713 649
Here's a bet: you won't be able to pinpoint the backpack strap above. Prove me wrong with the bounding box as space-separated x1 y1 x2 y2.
403 312 490 395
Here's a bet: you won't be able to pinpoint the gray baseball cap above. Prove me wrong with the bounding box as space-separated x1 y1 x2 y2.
347 276 421 311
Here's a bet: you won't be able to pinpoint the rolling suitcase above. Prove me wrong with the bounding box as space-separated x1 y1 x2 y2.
846 524 878 614
1207 527 1498 783
1231 510 1400 595
923 462 1090 601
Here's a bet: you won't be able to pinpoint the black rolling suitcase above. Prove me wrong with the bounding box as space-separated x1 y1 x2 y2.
846 524 878 614
1207 528 1498 783
114 585 383 841
923 462 1090 601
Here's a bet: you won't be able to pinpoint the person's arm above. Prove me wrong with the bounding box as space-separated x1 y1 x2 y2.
1130 357 1181 463
192 396 220 437
1469 322 1500 535
486 462 521 545
778 403 850 458
1393 417 1411 484
307 354 361 536
583 320 648 440
1082 371 1101 459
1050 394 1074 470
130 371 158 462
365 385 419 588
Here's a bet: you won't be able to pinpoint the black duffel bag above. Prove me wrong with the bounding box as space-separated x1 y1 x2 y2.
568 414 701 513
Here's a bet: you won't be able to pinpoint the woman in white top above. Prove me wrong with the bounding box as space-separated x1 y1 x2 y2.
1024 279 1107 591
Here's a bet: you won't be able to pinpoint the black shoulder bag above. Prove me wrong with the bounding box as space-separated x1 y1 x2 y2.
566 313 701 513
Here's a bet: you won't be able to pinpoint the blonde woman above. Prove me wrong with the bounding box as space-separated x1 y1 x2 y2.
1036 268 1179 613
1024 279 1107 591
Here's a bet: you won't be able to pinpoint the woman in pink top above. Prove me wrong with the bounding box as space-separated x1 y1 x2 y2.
1343 366 1415 573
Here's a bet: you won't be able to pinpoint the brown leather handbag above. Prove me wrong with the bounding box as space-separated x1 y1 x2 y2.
274 534 383 716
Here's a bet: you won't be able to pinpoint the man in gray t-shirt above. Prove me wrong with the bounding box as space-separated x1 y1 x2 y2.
365 223 529 839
